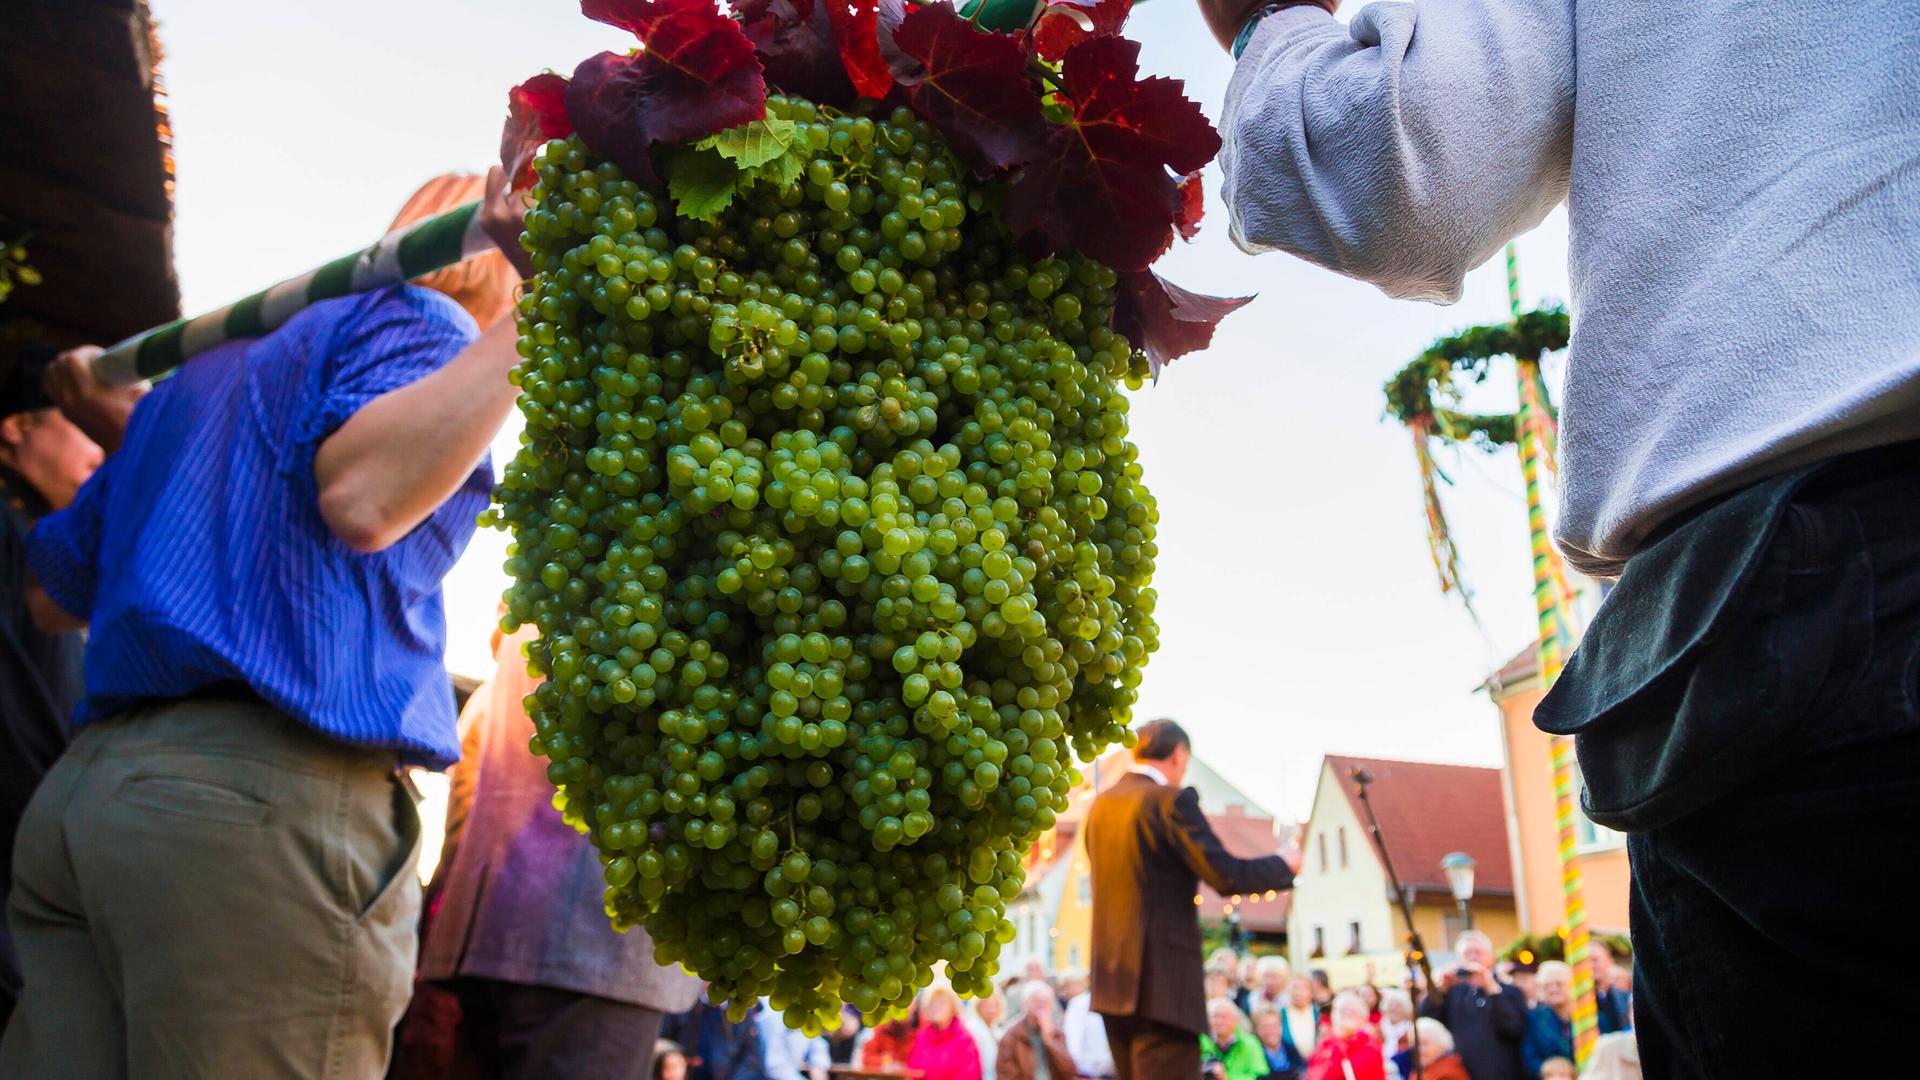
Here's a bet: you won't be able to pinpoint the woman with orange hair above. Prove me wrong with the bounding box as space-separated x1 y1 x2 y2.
387 172 522 328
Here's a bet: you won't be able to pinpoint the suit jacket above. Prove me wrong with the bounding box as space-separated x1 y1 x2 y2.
420 626 700 1010
1085 772 1295 1035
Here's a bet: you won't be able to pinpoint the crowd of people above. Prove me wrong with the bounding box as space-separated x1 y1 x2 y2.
1192 939 1638 1080
642 963 1098 1080
634 936 1640 1080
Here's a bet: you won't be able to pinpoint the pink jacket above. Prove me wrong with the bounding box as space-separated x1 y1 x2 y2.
908 1018 984 1080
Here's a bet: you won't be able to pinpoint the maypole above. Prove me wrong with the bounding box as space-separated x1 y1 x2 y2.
1505 244 1598 1066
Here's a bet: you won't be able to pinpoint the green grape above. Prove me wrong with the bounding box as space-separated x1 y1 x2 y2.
494 103 1159 1026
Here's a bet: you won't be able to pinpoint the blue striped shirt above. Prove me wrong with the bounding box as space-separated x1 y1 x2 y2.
28 285 489 768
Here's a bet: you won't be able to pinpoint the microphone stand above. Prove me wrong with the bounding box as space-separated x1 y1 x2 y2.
1350 766 1435 1080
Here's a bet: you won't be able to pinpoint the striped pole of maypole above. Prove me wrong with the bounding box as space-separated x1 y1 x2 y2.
90 201 493 387
1505 243 1599 1066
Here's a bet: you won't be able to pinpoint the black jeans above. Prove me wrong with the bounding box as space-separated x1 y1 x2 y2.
1538 441 1920 1077
450 978 664 1080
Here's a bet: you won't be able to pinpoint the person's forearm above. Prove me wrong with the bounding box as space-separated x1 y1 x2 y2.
314 318 520 552
1217 0 1574 302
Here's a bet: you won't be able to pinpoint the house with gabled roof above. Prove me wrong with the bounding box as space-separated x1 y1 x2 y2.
1286 754 1520 986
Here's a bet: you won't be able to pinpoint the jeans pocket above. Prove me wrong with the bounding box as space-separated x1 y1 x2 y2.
1553 492 1871 832
117 772 272 827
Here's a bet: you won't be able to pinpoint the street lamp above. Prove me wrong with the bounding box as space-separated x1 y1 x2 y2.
1441 852 1477 932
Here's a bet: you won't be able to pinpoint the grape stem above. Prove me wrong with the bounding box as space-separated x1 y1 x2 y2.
1027 58 1065 94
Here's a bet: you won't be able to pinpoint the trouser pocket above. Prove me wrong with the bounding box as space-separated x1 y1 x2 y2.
1537 465 1873 832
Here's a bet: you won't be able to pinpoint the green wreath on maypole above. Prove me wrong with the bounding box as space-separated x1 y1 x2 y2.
1380 305 1567 614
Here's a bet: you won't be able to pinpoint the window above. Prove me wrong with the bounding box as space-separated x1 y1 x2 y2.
1442 913 1467 946
1069 944 1082 967
1572 761 1626 850
1077 874 1091 905
1310 925 1326 959
1347 920 1363 955
1317 833 1328 872
1338 827 1348 868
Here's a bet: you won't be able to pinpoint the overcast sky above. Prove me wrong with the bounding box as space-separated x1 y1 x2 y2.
153 0 1573 821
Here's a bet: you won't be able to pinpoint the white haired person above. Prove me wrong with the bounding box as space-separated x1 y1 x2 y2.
1209 948 1247 1012
995 981 1077 1080
1417 932 1526 1080
1413 1018 1470 1080
1247 955 1292 1014
1300 992 1385 1080
1521 961 1577 1075
1376 989 1414 1076
1200 997 1268 1080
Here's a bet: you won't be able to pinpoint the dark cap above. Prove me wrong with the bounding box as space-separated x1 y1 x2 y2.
0 344 56 421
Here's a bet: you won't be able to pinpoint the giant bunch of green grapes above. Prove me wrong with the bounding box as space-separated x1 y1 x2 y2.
489 95 1159 1031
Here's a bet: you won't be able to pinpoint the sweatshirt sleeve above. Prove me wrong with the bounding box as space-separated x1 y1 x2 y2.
1218 0 1574 303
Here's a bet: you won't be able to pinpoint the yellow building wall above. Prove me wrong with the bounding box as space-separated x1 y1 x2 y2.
1497 679 1632 937
1405 899 1521 963
1303 899 1519 988
1050 831 1095 972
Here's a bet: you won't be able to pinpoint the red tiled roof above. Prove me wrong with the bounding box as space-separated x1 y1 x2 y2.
1483 645 1539 694
1323 755 1514 896
1198 809 1297 931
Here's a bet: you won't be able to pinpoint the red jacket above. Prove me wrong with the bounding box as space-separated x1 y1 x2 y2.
1305 1030 1388 1080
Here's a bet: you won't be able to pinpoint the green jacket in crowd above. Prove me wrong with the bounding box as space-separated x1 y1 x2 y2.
1201 1029 1272 1080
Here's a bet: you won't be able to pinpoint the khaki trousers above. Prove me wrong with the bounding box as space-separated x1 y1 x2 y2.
0 697 422 1078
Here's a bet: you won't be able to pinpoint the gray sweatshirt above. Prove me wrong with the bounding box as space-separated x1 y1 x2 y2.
1219 1 1920 577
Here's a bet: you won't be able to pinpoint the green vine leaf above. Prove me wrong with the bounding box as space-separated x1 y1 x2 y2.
753 137 813 189
698 117 798 170
667 147 743 222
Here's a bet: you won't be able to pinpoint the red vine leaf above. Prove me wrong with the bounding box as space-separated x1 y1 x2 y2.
739 0 855 107
565 0 767 185
1031 0 1133 62
890 3 1050 177
1115 270 1253 374
1173 171 1204 241
501 73 574 191
823 0 893 99
582 0 667 35
1002 36 1219 270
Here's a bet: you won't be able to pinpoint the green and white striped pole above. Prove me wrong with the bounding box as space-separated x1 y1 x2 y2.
91 200 493 387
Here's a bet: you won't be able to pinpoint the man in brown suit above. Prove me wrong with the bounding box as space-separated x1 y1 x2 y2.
1085 720 1295 1080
